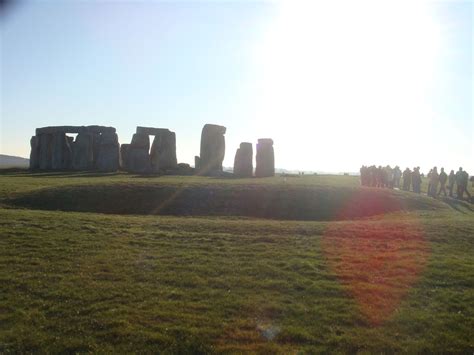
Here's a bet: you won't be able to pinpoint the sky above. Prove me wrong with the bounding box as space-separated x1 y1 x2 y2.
1 0 472 173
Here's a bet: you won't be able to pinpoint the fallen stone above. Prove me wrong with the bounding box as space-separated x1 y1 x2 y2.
176 163 194 175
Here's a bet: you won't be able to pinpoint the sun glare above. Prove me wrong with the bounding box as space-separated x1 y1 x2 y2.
253 1 441 171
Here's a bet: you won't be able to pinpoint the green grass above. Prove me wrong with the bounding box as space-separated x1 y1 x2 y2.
0 170 473 353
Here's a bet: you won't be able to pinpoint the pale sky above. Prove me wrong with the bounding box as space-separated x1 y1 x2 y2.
1 0 472 173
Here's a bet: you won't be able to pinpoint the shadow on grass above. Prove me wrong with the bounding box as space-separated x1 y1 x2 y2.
7 183 444 221
0 169 122 178
0 168 30 175
440 196 474 212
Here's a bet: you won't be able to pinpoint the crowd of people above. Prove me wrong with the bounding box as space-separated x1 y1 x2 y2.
359 165 472 200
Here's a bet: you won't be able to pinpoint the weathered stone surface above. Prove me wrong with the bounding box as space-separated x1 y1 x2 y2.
120 144 130 170
194 156 200 170
136 126 170 136
51 132 72 170
96 132 120 172
91 132 101 167
233 142 253 177
38 134 53 170
176 163 194 175
255 138 274 178
123 133 151 173
36 125 116 135
131 133 150 151
29 136 39 170
150 130 177 172
32 125 119 171
199 124 226 175
126 147 150 173
71 132 94 170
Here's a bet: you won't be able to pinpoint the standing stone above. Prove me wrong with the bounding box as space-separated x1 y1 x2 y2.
131 132 150 151
71 132 94 170
150 130 177 173
120 144 130 171
255 138 274 177
29 136 39 170
233 142 253 178
91 132 101 167
194 156 200 170
96 132 120 172
51 132 72 170
126 133 150 173
199 124 226 175
38 134 53 170
32 126 119 171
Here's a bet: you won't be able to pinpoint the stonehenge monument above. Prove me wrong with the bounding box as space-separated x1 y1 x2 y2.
233 142 253 178
30 126 119 172
121 126 177 174
29 123 274 178
197 124 226 175
255 138 275 177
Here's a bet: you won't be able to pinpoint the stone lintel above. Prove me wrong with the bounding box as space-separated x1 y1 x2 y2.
36 125 116 135
136 126 172 136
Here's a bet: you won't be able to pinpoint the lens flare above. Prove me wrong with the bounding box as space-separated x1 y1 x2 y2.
322 192 429 325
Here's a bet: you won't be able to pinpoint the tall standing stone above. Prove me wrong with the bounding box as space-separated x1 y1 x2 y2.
120 144 130 171
233 142 253 177
126 133 150 173
255 138 274 177
199 124 226 175
29 136 39 170
96 132 120 172
51 132 72 170
150 130 177 173
91 132 101 168
71 132 94 170
38 134 53 170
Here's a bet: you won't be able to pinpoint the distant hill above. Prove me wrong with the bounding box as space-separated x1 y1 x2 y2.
0 154 29 168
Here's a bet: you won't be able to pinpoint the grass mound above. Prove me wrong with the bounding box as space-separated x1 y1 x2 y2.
8 183 444 220
1 173 473 352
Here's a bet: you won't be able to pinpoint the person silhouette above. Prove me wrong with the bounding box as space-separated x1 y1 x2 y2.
438 167 447 197
448 170 455 197
456 167 464 198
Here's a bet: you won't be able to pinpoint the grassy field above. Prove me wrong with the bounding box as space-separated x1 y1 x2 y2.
0 170 473 353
